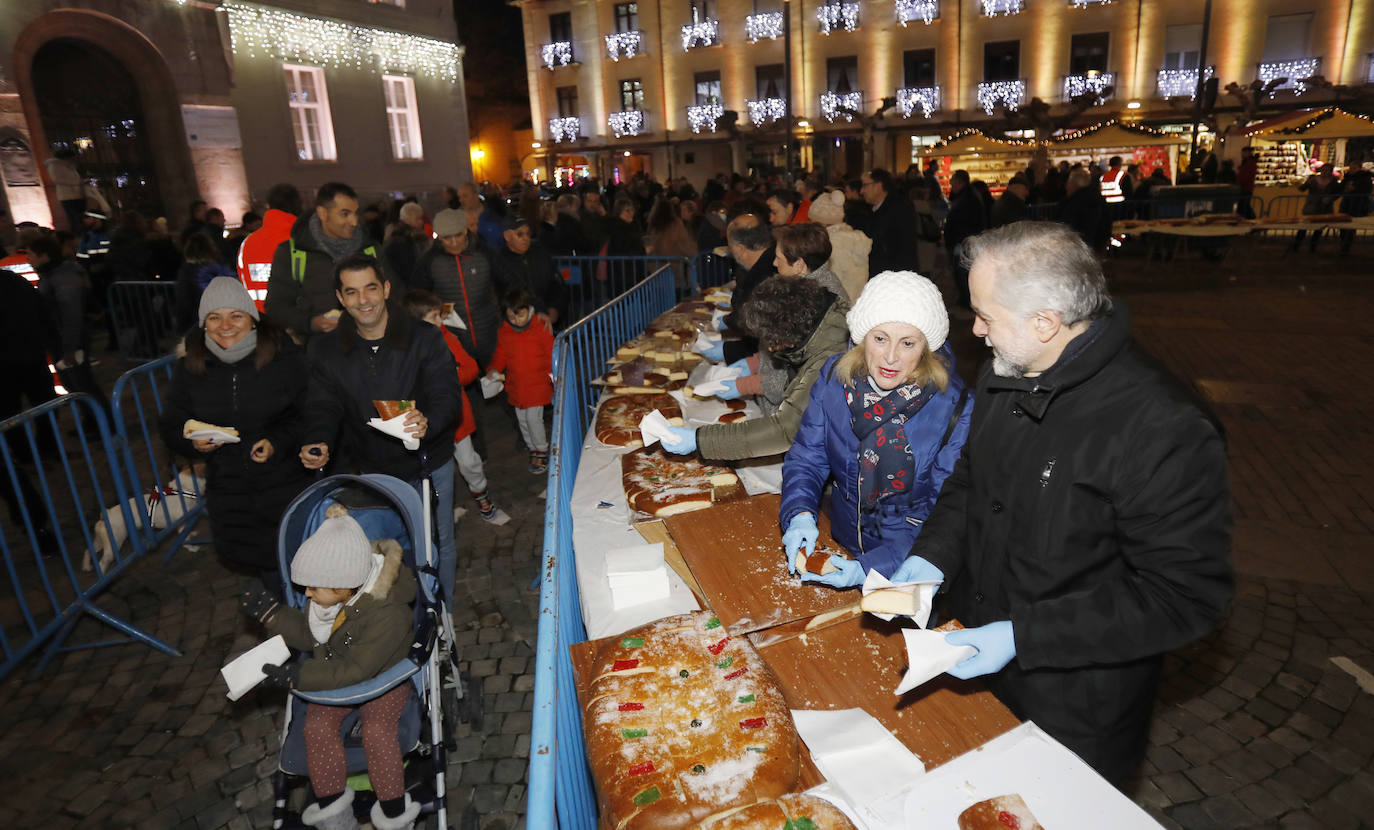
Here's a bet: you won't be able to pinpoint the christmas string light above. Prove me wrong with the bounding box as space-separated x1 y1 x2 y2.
977 80 1025 114
608 110 647 138
1063 71 1114 104
745 12 783 43
1069 0 1113 7
980 0 1024 16
1257 58 1321 95
817 2 861 35
605 31 645 61
820 90 863 122
896 86 941 118
223 2 461 81
1252 107 1374 137
541 41 574 69
1156 66 1214 98
548 117 581 143
1051 119 1172 143
746 97 787 125
895 0 939 26
687 103 724 133
681 18 719 50
923 127 1035 153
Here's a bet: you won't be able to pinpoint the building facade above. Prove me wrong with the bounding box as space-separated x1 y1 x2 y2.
0 0 473 230
518 0 1374 183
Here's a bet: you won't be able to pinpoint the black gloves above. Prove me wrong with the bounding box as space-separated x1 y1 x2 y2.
261 661 301 689
239 587 280 625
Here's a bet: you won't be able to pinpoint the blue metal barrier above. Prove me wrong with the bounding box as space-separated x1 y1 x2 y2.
0 393 181 680
107 280 178 362
528 264 679 829
555 255 701 323
110 355 208 561
692 251 734 289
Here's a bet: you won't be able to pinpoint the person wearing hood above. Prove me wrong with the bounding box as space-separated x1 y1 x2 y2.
239 505 421 830
159 277 311 582
776 271 971 584
264 182 389 342
659 275 851 460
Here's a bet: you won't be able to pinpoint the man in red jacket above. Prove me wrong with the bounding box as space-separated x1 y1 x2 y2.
236 184 301 310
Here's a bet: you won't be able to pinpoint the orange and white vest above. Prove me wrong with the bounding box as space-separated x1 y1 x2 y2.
1100 168 1127 203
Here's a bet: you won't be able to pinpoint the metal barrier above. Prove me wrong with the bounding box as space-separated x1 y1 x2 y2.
1264 194 1308 219
0 393 181 680
109 355 208 560
107 280 179 362
692 251 735 289
528 264 679 829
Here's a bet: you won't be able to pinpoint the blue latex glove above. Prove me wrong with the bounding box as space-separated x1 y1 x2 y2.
716 378 742 400
781 513 819 571
799 555 866 588
659 425 697 455
891 555 945 586
945 621 1016 680
713 312 728 331
699 340 725 362
727 357 754 377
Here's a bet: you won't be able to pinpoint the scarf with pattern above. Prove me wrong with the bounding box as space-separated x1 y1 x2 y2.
847 374 936 513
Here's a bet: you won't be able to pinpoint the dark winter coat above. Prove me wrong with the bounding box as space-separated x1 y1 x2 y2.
913 304 1234 783
266 534 416 691
303 306 460 479
779 348 971 578
491 241 568 323
159 331 312 569
865 193 921 276
35 259 89 357
720 244 777 365
410 246 501 368
264 215 385 338
1055 187 1111 252
943 187 986 253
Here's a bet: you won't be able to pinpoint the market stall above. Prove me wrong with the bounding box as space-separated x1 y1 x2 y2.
1244 107 1374 201
917 129 1036 197
1047 119 1186 180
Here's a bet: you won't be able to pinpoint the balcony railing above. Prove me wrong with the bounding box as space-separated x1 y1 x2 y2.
604 30 645 61
548 117 581 143
1063 71 1114 104
746 97 787 125
1156 66 1215 99
820 90 864 122
687 103 724 134
817 1 861 34
977 79 1026 113
981 0 1023 14
896 86 941 118
608 110 647 138
1258 58 1322 94
896 0 939 25
681 18 719 50
540 41 574 69
745 12 783 43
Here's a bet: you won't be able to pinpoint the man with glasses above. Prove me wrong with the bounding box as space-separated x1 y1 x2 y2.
860 168 920 278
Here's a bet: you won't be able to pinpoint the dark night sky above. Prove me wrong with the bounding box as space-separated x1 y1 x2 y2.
458 0 529 103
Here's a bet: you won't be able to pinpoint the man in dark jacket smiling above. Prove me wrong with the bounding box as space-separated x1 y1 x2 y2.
299 253 462 597
897 221 1233 785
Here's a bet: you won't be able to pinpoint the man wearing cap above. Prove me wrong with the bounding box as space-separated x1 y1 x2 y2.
898 221 1232 784
411 208 501 369
491 215 566 327
265 182 388 342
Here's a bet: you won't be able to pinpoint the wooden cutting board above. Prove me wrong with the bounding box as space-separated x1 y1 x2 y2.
663 493 854 635
757 614 1021 770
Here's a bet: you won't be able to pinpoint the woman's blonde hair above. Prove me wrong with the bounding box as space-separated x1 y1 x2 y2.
832 335 949 393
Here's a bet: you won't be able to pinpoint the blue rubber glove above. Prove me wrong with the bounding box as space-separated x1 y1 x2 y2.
713 312 728 331
699 340 725 362
781 513 819 572
716 378 742 400
945 621 1016 680
890 555 945 586
799 555 866 588
659 425 698 455
727 357 753 377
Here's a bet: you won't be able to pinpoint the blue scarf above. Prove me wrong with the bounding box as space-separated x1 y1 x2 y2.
847 374 936 513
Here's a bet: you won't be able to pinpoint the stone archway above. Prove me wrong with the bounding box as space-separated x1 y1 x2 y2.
12 9 199 229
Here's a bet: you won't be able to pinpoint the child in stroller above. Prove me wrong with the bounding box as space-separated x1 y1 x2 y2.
241 503 422 830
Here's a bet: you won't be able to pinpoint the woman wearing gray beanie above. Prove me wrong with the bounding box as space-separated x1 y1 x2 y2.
159 277 312 584
777 270 972 587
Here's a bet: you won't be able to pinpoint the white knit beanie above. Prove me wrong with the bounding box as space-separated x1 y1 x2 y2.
291 513 373 589
198 276 260 326
808 190 846 227
846 271 949 351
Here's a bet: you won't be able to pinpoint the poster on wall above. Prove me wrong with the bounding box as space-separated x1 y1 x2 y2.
1132 146 1170 179
0 138 41 187
181 105 243 149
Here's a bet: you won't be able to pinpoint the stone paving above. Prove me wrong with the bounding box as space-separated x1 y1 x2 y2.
1 234 1373 828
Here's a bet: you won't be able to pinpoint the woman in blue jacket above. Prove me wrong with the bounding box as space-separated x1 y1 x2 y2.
779 271 972 585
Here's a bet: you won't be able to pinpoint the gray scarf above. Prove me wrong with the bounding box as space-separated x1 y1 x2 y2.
310 213 365 261
205 329 257 364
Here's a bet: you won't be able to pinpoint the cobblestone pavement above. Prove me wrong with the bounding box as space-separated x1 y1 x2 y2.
1 238 1373 828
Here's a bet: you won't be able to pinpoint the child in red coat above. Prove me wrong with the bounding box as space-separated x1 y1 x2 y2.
404 290 509 525
487 289 554 473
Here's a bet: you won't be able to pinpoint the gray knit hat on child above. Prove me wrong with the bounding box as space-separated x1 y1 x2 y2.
291 514 373 589
198 276 260 326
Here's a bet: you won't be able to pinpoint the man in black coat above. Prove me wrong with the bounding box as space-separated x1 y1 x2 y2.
492 216 567 327
719 214 776 365
943 169 986 309
990 177 1030 228
859 168 920 276
1056 170 1111 253
897 221 1233 785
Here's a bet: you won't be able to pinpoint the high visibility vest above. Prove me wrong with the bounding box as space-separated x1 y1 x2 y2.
0 253 36 285
1100 168 1127 203
236 209 296 311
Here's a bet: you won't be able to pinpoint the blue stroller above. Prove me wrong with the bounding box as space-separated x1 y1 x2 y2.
268 473 479 829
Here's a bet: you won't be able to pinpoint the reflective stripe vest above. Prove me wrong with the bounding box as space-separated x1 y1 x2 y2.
1100 168 1127 203
0 253 36 285
235 209 297 310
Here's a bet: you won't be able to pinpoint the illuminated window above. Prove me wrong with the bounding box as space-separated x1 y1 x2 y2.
983 40 1020 82
382 75 423 160
620 78 645 111
614 2 639 32
695 71 722 106
756 64 785 99
1162 24 1202 70
283 64 336 161
827 55 859 94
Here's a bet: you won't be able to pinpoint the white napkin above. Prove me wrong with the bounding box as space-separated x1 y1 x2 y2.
894 628 978 695
443 309 468 330
861 569 940 626
694 364 742 396
792 708 926 822
480 374 505 399
185 428 241 445
711 307 727 331
367 413 420 451
638 409 676 448
607 542 671 610
221 635 291 701
691 329 722 353
606 542 665 574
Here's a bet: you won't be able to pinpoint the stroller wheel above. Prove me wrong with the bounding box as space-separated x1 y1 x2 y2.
455 669 483 731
